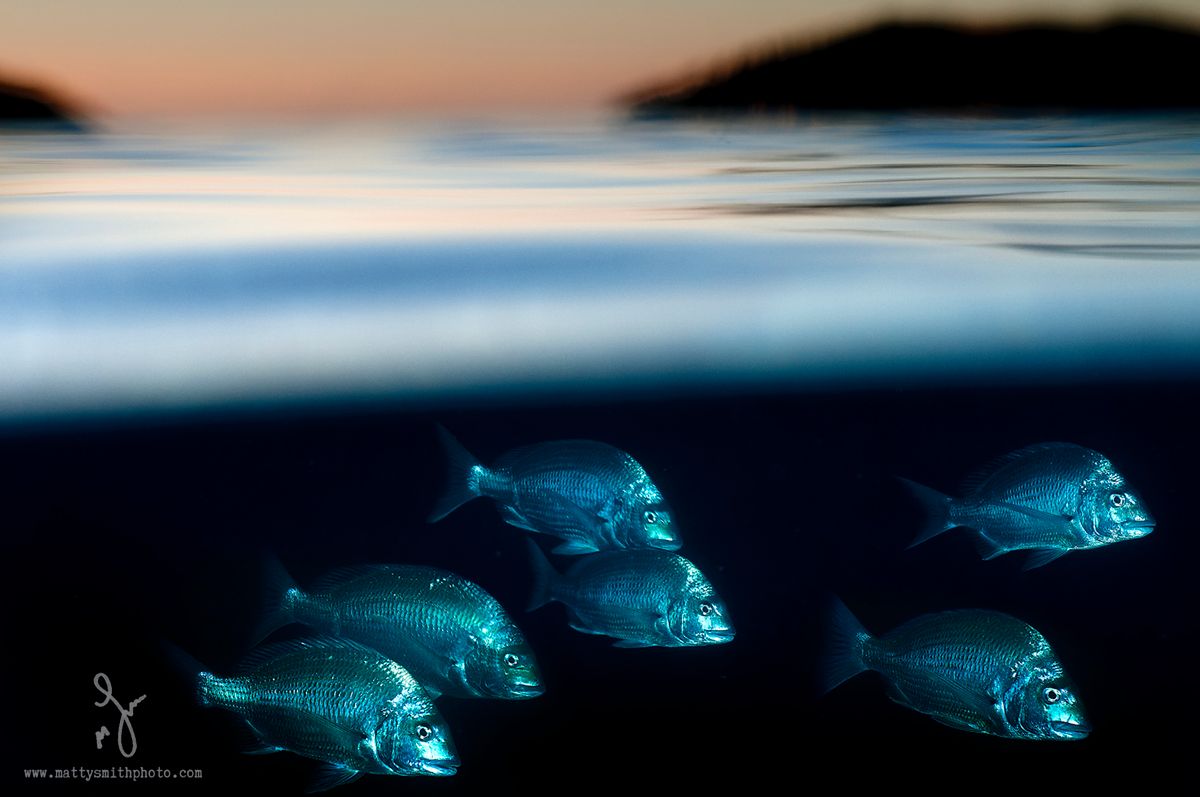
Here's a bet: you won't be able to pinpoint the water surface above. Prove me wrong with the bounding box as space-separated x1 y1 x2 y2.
4 114 1198 420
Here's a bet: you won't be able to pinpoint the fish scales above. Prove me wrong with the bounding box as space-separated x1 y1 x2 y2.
276 564 543 700
957 504 1074 550
527 545 734 647
195 637 459 786
556 553 679 636
495 443 648 544
903 441 1154 567
323 568 508 647
218 642 422 746
430 427 680 554
868 611 1044 722
961 447 1100 520
823 600 1088 741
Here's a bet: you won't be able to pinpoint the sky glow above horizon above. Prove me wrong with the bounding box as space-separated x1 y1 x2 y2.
4 1 1198 118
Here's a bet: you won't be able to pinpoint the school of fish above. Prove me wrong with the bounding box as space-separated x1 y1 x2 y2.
180 425 733 791
180 432 1152 788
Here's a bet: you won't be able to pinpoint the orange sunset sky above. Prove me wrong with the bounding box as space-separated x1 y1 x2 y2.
4 0 1198 117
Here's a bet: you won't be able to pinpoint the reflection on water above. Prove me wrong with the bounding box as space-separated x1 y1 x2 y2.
2 114 1199 420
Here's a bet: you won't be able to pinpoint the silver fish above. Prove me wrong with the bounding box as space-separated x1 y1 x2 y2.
429 425 681 554
195 637 458 791
526 542 734 648
822 598 1090 741
901 441 1154 568
260 562 543 700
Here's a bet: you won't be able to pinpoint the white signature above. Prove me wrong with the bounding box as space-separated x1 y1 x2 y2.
93 673 146 758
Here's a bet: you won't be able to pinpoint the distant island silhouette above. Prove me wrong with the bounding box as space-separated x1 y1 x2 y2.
627 20 1200 114
1 78 87 131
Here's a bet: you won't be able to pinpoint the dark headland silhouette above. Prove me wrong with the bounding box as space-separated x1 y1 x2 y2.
0 77 87 131
627 19 1200 115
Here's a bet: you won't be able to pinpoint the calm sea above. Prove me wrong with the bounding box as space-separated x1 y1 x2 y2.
3 114 1198 791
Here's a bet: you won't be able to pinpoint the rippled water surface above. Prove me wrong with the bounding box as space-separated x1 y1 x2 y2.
4 114 1199 419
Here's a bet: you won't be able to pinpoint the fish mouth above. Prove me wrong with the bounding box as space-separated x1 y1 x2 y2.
1122 521 1155 538
1050 720 1091 740
648 537 683 551
419 759 460 777
701 628 736 644
506 681 545 699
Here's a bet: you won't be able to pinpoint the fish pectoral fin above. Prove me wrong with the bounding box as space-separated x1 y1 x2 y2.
552 540 600 555
596 495 623 523
929 713 987 735
566 621 610 636
252 705 368 751
546 492 607 532
996 501 1073 525
308 764 365 794
1023 548 1070 570
613 640 656 649
924 671 998 719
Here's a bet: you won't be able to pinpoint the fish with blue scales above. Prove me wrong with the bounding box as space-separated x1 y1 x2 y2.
526 542 733 647
821 598 1090 741
258 560 543 701
900 441 1154 569
186 637 458 792
429 425 681 554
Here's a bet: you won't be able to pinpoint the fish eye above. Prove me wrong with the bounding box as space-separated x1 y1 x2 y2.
698 601 714 617
1110 493 1126 507
1041 687 1061 705
643 511 658 525
503 653 520 668
416 723 432 741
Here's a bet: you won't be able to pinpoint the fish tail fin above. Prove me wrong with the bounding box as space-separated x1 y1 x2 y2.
160 640 216 707
526 540 560 612
898 477 957 547
819 595 873 695
253 551 301 645
427 424 486 523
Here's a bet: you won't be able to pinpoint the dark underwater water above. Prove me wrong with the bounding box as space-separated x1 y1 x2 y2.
4 377 1197 793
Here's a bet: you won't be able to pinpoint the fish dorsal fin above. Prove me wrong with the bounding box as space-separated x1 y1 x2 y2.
310 565 394 593
237 636 382 674
960 442 1089 496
